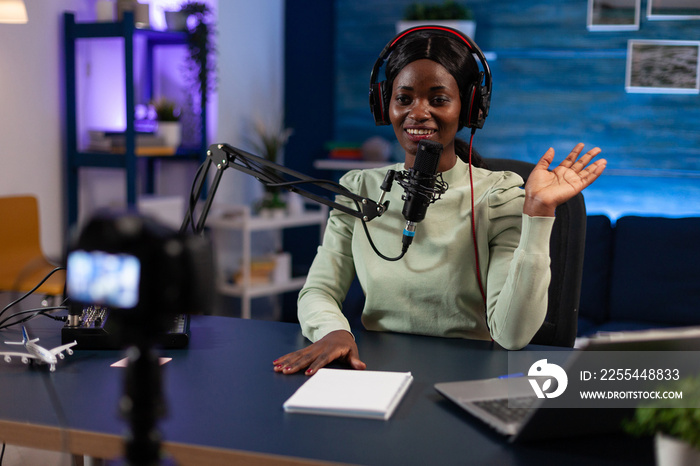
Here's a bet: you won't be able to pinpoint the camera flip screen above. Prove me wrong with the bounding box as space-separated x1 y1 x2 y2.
67 250 141 309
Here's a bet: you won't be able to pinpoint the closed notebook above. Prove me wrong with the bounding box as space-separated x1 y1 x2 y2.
283 368 413 420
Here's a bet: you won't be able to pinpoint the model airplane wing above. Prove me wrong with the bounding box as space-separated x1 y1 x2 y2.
49 341 77 358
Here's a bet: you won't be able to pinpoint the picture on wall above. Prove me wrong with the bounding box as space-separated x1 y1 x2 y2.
587 0 640 31
648 0 700 20
626 40 700 94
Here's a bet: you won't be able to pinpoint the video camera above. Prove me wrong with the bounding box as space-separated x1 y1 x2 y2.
66 210 214 346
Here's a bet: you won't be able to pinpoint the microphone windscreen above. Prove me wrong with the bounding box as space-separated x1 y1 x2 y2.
413 140 442 176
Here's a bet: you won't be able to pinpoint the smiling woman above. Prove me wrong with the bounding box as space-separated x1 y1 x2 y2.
273 26 606 376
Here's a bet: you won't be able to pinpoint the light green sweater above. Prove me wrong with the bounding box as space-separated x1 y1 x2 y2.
298 158 554 350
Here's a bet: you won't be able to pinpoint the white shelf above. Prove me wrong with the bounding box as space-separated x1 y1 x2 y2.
313 159 392 171
208 204 328 319
218 276 309 299
208 209 328 231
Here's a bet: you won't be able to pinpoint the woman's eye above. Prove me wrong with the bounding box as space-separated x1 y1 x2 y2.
395 95 411 105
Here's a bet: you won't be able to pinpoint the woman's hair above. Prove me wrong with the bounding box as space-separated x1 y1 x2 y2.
384 31 488 169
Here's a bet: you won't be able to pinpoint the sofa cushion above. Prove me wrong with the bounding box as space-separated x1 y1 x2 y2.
579 215 614 327
609 216 700 326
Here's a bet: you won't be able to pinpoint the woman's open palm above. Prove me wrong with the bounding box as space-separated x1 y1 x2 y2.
524 143 606 217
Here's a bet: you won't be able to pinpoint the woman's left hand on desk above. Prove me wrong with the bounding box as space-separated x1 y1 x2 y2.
273 329 367 376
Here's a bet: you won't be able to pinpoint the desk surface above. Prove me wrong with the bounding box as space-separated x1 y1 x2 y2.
0 315 653 465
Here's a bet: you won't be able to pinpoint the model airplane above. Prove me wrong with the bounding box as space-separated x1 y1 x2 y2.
0 327 77 372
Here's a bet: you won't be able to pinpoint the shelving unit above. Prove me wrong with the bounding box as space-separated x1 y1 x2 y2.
63 11 207 229
313 159 390 171
207 204 329 319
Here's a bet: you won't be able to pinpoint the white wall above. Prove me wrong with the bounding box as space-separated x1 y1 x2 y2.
213 0 286 209
0 0 86 260
0 0 285 259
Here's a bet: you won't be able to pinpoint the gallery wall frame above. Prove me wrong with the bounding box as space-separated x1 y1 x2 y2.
587 0 640 31
647 0 700 21
625 40 700 94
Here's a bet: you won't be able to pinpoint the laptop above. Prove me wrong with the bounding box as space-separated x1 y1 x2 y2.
435 327 700 442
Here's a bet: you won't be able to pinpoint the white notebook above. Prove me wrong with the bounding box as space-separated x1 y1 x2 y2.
283 368 413 420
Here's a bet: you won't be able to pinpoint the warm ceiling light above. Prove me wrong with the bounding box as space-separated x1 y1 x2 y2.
0 0 28 24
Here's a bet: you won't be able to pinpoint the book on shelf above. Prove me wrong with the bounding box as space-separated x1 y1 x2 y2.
231 253 292 286
86 128 168 152
283 368 413 420
111 146 176 156
325 141 363 160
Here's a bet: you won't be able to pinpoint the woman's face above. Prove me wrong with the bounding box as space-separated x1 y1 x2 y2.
389 58 461 170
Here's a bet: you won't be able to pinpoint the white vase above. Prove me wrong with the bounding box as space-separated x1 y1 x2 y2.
655 433 700 466
164 10 188 31
395 20 476 39
157 121 181 148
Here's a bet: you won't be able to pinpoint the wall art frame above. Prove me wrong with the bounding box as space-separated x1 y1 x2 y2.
625 40 700 94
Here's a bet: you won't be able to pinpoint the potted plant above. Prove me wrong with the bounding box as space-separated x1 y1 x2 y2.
247 118 293 216
179 2 216 109
160 2 216 149
396 1 476 39
151 97 181 148
623 376 700 466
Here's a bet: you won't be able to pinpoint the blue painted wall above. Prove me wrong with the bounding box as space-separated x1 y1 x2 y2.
280 0 700 322
334 0 700 172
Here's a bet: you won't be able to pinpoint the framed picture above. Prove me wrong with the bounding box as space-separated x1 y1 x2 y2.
587 0 640 31
626 40 700 94
648 0 700 20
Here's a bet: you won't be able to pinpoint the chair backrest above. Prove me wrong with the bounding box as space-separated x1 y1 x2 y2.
485 158 587 347
0 195 65 296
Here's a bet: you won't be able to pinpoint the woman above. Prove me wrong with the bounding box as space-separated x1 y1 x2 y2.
274 28 606 376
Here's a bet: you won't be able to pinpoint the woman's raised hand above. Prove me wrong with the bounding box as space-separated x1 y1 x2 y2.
523 143 606 217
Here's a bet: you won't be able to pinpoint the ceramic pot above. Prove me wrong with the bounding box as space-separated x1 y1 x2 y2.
655 432 700 466
157 121 181 148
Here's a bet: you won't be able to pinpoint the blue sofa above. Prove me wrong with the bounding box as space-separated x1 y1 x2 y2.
578 215 700 336
341 214 700 340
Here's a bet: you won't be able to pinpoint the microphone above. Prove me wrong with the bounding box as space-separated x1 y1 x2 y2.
399 140 444 252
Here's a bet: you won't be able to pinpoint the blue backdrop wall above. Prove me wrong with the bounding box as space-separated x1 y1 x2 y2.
333 0 700 172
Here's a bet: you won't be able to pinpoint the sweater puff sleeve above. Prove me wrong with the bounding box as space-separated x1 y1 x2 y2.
296 169 365 342
482 174 555 350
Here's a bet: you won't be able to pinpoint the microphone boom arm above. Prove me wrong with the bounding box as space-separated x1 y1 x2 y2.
181 143 390 234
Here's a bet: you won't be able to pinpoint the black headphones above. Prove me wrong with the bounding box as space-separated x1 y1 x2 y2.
368 25 492 130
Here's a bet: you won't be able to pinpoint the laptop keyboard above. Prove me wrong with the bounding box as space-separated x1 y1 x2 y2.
472 396 537 424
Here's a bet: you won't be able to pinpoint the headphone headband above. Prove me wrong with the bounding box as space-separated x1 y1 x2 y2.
369 25 492 129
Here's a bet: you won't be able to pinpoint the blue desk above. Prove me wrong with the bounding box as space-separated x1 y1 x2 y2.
0 315 653 465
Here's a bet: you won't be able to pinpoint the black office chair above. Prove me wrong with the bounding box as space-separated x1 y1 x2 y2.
485 158 587 348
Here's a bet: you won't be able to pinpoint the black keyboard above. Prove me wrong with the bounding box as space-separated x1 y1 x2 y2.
472 396 537 424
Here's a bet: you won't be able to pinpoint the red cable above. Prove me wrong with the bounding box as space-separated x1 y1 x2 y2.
468 131 487 310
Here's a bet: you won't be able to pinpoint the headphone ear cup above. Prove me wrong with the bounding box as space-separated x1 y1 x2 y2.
370 80 391 126
463 83 487 129
462 83 477 129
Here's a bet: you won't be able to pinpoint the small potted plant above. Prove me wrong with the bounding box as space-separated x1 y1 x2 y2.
162 2 216 149
151 97 181 148
247 118 293 217
396 1 476 38
623 376 700 466
180 2 216 117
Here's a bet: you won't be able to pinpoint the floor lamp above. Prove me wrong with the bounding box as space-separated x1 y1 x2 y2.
0 0 27 24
